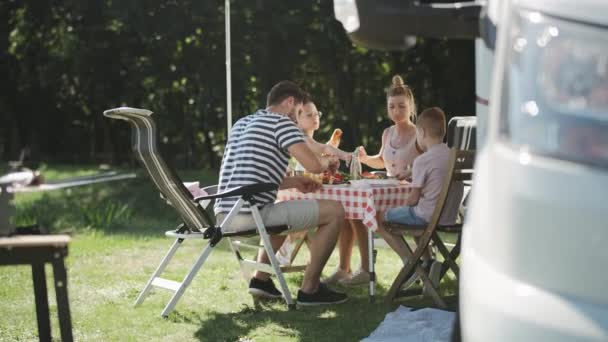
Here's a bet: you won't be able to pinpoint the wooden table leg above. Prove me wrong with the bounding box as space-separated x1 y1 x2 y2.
31 263 51 341
53 259 73 342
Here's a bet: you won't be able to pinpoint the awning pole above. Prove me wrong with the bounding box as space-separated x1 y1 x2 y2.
225 0 232 132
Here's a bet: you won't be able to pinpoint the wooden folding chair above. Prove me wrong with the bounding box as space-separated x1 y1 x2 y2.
384 149 475 308
104 107 305 317
444 115 475 255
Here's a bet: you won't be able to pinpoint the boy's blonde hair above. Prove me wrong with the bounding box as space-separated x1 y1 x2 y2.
417 107 446 139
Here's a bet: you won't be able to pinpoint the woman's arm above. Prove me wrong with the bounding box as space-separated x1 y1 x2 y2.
321 144 351 162
305 137 351 162
360 128 390 169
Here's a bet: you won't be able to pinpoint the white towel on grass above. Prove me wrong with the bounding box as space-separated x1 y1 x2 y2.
361 306 455 342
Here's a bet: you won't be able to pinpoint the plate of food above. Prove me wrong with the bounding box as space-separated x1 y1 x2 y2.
321 171 349 185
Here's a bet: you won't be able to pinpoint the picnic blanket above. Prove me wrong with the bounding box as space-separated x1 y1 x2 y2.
362 306 455 342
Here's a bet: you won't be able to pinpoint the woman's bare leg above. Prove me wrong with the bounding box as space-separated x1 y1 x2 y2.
351 220 370 272
338 219 354 273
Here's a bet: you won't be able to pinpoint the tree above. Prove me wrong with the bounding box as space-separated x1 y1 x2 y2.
1 0 474 168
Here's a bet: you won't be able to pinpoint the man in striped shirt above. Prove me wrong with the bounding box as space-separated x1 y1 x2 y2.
214 81 348 306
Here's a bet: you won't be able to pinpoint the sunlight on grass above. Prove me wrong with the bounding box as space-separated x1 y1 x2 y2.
319 310 338 319
2 165 459 341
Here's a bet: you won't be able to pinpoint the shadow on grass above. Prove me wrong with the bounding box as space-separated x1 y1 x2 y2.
192 296 396 341
189 283 458 341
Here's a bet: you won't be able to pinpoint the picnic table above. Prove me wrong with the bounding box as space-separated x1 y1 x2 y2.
277 180 412 300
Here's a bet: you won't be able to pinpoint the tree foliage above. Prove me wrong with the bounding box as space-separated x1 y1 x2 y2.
1 0 474 168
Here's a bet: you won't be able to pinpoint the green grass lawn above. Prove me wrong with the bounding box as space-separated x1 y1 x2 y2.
1 165 457 341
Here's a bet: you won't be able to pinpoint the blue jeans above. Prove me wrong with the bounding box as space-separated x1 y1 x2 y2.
384 206 427 226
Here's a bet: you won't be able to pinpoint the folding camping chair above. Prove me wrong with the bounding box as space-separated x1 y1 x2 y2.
447 116 476 150
383 149 475 308
103 107 305 317
447 115 476 222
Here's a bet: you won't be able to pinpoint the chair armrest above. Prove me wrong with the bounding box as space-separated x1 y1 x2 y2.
194 183 278 201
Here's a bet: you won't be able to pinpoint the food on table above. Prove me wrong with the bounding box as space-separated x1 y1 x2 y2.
321 171 349 184
361 171 377 179
361 171 388 179
297 170 349 185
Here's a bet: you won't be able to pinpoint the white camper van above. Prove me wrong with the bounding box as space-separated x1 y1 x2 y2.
335 1 608 341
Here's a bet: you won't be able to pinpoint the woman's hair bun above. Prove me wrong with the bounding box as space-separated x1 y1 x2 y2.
392 75 405 87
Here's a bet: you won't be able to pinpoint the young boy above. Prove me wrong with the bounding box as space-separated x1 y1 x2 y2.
375 107 464 279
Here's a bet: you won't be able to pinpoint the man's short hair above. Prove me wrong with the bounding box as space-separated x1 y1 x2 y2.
417 107 447 139
266 81 307 106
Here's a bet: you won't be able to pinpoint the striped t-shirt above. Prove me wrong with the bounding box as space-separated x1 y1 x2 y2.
214 109 305 214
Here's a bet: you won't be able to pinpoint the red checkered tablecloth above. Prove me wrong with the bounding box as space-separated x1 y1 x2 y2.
277 184 411 231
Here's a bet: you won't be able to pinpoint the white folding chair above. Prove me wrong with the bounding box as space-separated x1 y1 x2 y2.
104 107 301 317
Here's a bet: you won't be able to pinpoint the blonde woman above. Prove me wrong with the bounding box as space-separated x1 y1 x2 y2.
325 75 423 286
277 98 350 265
297 100 351 162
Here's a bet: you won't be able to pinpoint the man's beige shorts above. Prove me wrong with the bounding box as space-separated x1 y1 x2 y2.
216 200 319 234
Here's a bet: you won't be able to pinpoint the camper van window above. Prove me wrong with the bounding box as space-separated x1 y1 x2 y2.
501 10 608 168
